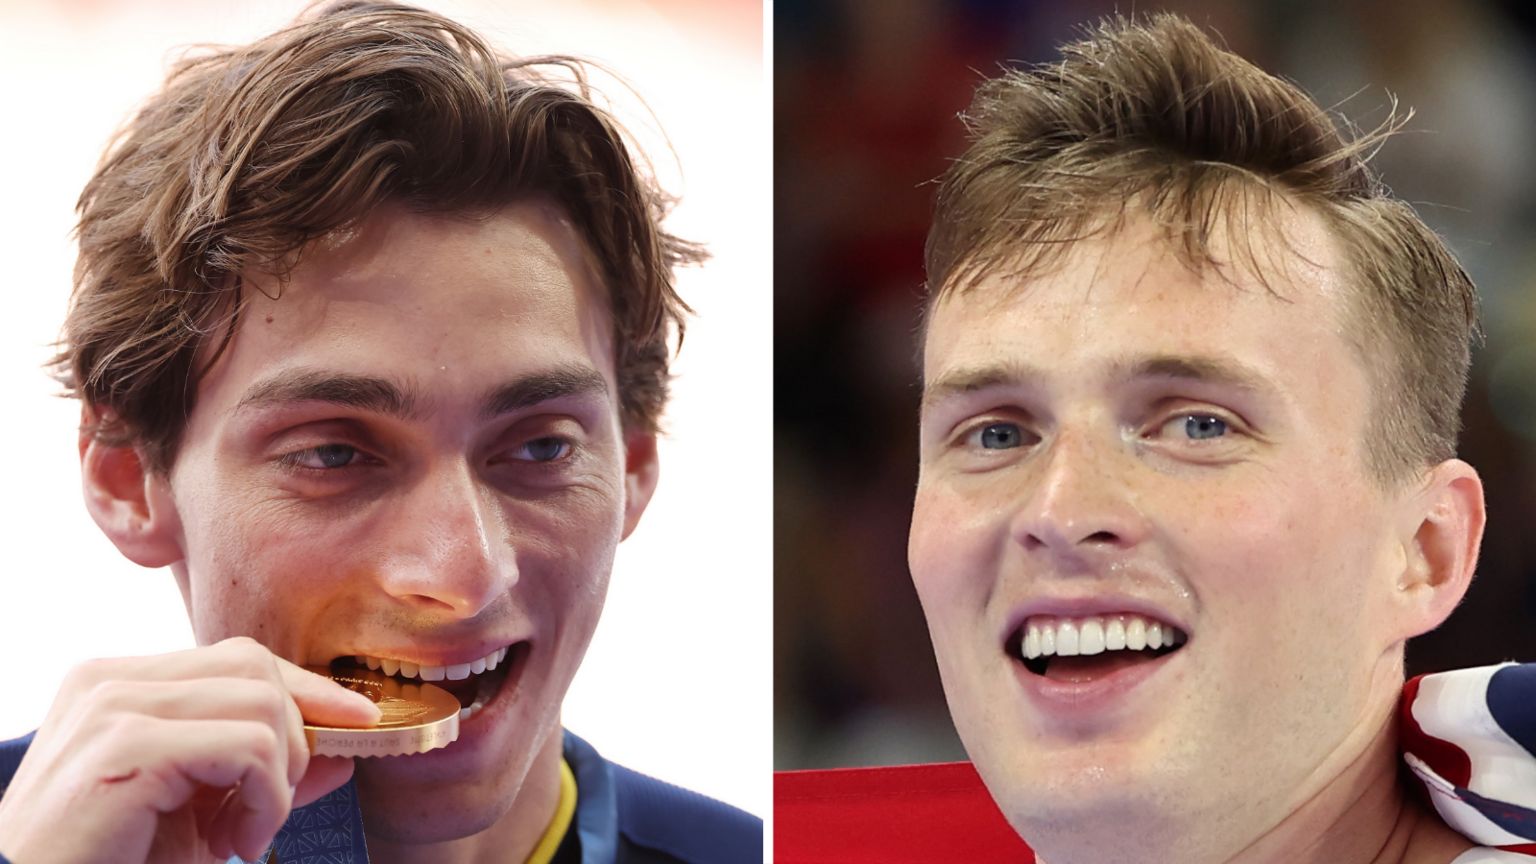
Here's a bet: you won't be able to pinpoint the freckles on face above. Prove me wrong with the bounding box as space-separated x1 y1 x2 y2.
910 210 1407 835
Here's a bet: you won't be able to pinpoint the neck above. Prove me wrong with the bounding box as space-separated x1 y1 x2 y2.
1219 712 1472 864
362 731 565 864
1034 697 1474 864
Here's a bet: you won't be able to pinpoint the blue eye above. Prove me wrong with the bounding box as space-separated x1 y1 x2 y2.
284 443 361 469
1182 415 1228 440
977 423 1024 450
516 437 571 462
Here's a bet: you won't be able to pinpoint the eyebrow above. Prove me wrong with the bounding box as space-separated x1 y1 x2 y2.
921 362 1043 412
478 365 610 420
237 370 424 418
235 364 611 421
1109 355 1272 394
921 354 1274 411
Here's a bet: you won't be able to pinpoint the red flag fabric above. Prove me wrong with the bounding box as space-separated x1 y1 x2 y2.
774 761 1035 863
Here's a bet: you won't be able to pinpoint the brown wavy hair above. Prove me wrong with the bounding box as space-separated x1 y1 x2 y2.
925 13 1480 483
55 0 701 473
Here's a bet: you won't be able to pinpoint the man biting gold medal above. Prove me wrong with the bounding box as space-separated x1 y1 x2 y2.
0 3 761 862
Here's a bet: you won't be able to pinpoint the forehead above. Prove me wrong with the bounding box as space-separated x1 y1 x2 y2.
189 201 616 420
922 205 1356 395
275 201 598 317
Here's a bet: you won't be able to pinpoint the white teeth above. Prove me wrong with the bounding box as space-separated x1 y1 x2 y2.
1056 621 1080 657
1126 618 1147 650
1105 618 1126 651
1078 619 1105 655
457 681 494 722
1018 614 1187 661
340 645 512 682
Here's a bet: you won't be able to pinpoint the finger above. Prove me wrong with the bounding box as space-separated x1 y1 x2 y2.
234 794 291 863
273 658 382 728
190 784 232 842
65 636 281 691
281 672 308 787
205 790 240 861
222 792 283 863
87 677 308 789
127 717 292 850
293 755 355 808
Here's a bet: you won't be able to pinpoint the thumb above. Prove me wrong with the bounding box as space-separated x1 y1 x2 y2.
293 756 357 809
277 660 382 728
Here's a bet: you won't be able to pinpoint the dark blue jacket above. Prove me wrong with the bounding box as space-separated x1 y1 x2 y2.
0 729 760 863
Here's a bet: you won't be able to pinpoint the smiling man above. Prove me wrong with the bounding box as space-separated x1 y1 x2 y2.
777 12 1534 864
911 14 1515 864
0 3 758 863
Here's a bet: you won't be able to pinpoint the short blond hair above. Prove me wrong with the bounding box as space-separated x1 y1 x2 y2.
925 13 1479 483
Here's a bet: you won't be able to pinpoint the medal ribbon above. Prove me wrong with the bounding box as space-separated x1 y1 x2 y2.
229 777 370 864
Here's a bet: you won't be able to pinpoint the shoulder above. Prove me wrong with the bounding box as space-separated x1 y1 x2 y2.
610 760 761 862
563 730 762 864
0 731 35 796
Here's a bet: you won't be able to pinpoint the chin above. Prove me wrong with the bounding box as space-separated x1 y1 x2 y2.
996 772 1145 827
356 781 510 844
968 731 1185 831
350 657 567 845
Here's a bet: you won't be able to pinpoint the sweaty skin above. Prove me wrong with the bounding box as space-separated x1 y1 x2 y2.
910 204 1484 864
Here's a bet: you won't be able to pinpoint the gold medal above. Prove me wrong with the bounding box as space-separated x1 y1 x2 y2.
303 666 461 757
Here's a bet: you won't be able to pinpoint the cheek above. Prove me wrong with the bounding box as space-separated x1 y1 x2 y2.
910 487 966 601
174 443 629 645
507 496 619 611
909 481 1011 634
1173 472 1382 660
183 490 344 640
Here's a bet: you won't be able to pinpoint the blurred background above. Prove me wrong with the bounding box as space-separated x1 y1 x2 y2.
775 0 1536 769
0 0 767 818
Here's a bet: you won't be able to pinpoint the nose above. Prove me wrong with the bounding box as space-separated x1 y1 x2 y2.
376 461 516 617
1009 428 1147 563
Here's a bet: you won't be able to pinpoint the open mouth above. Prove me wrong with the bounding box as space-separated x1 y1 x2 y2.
330 642 529 722
1009 615 1187 683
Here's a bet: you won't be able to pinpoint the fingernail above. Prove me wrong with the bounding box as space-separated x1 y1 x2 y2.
352 691 383 717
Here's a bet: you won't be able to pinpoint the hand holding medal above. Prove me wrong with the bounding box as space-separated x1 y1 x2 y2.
0 639 383 864
303 666 460 758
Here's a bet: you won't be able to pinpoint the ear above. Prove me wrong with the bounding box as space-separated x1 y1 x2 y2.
1392 458 1485 638
619 429 659 540
79 407 184 568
